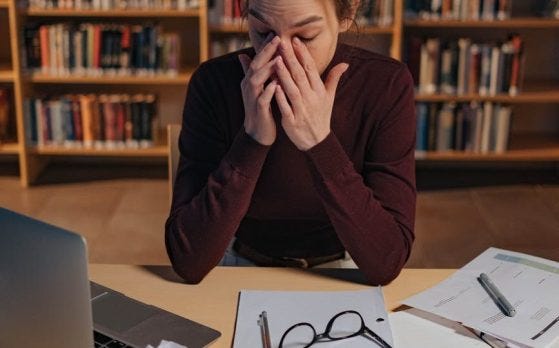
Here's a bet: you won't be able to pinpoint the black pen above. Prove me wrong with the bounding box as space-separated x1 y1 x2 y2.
478 273 516 317
258 311 272 348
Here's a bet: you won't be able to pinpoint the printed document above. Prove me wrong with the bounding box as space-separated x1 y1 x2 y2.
403 248 559 348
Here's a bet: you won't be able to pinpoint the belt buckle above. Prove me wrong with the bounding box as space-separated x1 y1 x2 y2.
281 257 309 268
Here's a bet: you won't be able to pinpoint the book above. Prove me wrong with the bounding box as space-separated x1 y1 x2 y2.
26 93 158 149
25 23 180 76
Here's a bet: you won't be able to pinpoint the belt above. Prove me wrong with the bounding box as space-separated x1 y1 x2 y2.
232 239 345 268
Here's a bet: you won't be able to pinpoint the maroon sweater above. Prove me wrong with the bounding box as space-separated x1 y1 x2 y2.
165 43 416 285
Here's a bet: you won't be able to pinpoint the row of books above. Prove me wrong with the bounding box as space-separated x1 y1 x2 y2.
208 0 243 25
0 89 13 143
27 0 199 10
23 23 180 76
416 101 511 153
25 94 159 149
405 0 512 21
210 37 249 58
355 0 394 27
407 34 524 96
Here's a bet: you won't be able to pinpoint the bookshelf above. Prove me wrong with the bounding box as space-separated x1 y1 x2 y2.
3 0 559 186
3 0 210 186
405 1 559 163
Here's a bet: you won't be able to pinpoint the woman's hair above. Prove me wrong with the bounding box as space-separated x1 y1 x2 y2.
238 0 360 22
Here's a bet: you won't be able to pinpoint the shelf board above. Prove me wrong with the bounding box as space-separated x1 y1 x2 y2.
28 71 192 85
405 18 559 28
0 142 19 155
29 145 168 157
0 68 14 82
0 0 11 8
415 90 559 104
416 135 559 162
25 8 200 17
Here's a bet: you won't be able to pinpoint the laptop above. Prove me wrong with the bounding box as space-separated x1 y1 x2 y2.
0 207 221 348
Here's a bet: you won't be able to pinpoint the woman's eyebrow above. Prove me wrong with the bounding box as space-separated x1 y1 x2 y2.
248 8 323 28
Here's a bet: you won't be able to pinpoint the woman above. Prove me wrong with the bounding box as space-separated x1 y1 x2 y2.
165 0 416 285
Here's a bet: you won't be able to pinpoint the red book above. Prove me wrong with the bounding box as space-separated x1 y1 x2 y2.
71 97 83 141
102 96 115 142
468 45 481 95
115 98 126 142
39 26 50 72
509 35 524 96
93 25 101 69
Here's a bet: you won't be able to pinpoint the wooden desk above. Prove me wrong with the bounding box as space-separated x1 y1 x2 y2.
90 265 454 348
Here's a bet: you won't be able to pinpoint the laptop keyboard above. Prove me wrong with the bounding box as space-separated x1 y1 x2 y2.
94 330 135 348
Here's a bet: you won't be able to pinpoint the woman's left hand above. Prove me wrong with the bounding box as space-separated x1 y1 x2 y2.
274 37 349 151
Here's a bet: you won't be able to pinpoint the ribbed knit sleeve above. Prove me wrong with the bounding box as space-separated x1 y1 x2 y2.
304 64 416 285
165 64 270 284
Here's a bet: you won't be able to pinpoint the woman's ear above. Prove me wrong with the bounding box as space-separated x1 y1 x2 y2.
339 0 360 33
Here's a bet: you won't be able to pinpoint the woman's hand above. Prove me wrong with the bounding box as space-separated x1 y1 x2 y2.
274 38 349 151
238 35 282 146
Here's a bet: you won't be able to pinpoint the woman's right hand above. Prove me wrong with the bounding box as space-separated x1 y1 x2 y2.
238 35 281 146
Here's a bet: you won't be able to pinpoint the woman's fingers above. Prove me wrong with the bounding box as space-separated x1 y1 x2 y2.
238 54 252 75
279 40 311 93
292 37 322 91
257 80 277 114
325 63 350 97
274 84 295 123
249 57 281 92
275 57 304 112
251 35 281 71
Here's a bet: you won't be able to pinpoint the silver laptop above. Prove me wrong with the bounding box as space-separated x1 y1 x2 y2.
0 207 221 348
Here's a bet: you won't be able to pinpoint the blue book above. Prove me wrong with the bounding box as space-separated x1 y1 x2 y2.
415 103 429 151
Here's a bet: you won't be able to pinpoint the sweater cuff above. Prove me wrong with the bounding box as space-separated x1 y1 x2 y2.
225 128 271 179
304 132 351 181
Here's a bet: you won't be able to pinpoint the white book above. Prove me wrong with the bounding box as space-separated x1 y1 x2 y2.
457 38 471 95
453 0 462 19
494 105 512 153
426 38 440 94
35 99 44 147
481 0 495 20
419 41 430 94
489 45 501 96
469 0 480 20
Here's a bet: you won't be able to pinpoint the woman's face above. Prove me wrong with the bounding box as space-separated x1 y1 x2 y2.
247 0 350 74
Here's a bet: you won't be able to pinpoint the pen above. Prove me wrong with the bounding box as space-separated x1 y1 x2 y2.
478 273 516 317
470 328 509 348
258 311 272 348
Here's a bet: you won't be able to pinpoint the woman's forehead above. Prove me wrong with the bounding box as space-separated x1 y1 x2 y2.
248 0 335 24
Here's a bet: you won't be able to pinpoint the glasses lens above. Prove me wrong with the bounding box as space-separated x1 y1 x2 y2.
328 312 363 339
281 324 315 348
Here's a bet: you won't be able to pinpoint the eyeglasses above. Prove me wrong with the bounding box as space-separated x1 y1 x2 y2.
278 310 392 348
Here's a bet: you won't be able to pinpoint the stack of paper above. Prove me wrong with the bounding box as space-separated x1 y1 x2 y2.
233 288 393 348
403 248 559 348
390 308 489 347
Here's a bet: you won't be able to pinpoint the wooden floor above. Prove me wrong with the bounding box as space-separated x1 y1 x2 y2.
1 162 559 268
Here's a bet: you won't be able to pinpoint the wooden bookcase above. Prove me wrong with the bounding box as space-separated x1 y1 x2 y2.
407 12 559 162
2 0 559 186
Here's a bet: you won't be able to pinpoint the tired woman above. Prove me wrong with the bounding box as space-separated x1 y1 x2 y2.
166 0 416 285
